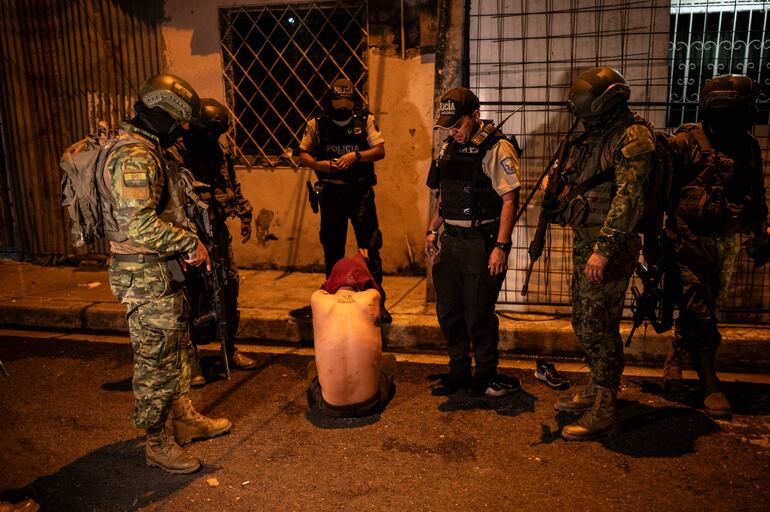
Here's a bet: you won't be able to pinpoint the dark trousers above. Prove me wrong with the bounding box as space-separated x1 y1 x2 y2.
319 183 383 287
431 224 504 379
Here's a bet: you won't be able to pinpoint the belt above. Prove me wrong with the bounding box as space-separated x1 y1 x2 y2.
111 253 178 263
443 221 499 238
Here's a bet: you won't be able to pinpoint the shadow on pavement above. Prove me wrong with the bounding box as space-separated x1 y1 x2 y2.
101 377 132 392
437 388 537 417
304 409 382 429
0 437 214 512
535 400 719 457
638 378 770 417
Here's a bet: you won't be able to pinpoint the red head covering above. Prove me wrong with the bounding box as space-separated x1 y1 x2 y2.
321 254 383 297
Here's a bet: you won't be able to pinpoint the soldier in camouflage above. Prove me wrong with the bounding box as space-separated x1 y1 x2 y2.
173 98 257 385
105 74 231 473
662 75 768 417
550 67 654 440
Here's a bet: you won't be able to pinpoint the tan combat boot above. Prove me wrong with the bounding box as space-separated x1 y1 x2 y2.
662 343 684 392
171 394 232 445
554 374 596 412
190 347 206 387
145 423 201 474
561 386 620 441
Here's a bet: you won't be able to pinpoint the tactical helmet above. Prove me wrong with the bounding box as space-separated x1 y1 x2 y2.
138 74 200 123
196 98 230 136
567 67 631 119
699 74 759 114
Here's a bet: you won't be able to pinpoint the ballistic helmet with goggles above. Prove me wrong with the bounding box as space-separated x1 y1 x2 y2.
139 73 200 123
699 74 759 114
195 98 230 136
567 67 630 119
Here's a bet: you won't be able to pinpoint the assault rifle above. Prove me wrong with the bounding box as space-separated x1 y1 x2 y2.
520 119 580 296
181 173 232 380
625 263 674 347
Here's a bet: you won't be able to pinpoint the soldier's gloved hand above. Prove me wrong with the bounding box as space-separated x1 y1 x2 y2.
334 152 358 170
584 252 609 284
241 222 252 244
184 239 212 271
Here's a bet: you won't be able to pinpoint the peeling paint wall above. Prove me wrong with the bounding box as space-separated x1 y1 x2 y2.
162 0 436 272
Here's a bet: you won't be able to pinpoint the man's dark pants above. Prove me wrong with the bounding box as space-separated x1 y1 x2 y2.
432 223 504 380
319 182 383 286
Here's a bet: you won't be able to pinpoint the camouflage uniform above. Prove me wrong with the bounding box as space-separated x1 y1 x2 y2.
105 123 199 429
668 123 766 365
173 139 252 346
559 112 653 388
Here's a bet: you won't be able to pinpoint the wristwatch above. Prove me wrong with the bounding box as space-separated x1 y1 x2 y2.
354 150 361 161
494 241 512 252
426 229 439 237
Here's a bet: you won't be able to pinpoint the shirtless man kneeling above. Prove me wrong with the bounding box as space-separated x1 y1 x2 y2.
307 254 396 418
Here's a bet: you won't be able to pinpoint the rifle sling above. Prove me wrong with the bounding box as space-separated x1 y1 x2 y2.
564 168 615 201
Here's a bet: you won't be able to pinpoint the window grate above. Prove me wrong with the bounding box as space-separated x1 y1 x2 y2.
219 2 368 168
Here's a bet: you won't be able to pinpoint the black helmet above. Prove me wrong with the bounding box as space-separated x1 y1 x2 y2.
699 74 758 114
567 67 630 119
139 73 200 123
195 98 230 136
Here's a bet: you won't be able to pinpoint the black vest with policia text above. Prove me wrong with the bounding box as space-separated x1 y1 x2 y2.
430 123 507 223
316 110 376 186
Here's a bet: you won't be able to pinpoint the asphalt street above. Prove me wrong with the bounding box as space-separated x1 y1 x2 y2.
1 333 769 511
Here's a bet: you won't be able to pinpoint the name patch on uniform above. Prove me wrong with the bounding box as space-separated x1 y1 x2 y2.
501 157 516 175
123 171 148 187
459 147 479 154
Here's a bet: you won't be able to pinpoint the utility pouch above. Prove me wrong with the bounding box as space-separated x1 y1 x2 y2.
165 259 186 283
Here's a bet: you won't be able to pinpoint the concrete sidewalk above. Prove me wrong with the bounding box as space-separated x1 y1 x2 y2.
1 259 768 369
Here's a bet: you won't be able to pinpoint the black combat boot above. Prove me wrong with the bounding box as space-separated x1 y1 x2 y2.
554 374 596 412
171 394 232 445
561 385 620 441
145 422 201 474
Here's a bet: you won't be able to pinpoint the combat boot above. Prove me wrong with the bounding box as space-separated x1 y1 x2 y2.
554 375 596 412
171 394 232 445
691 348 731 418
190 348 206 387
662 343 684 392
145 423 201 474
561 386 620 441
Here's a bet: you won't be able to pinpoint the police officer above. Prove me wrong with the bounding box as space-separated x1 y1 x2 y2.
662 75 768 417
425 87 521 397
551 68 654 440
175 98 257 384
105 74 231 473
298 78 389 320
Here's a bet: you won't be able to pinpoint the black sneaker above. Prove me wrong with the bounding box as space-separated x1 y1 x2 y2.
430 373 471 396
534 359 568 389
472 373 521 397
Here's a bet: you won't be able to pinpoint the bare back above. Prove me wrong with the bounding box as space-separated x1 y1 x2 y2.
311 288 382 406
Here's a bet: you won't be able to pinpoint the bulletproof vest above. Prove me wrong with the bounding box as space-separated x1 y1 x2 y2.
316 111 376 185
554 113 636 227
673 123 764 235
104 127 194 252
434 125 507 222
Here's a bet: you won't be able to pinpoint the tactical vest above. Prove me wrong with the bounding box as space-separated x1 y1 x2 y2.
104 127 195 253
673 123 764 236
554 114 642 228
315 111 375 186
435 126 507 223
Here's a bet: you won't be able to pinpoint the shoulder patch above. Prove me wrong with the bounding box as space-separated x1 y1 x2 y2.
123 171 147 188
620 124 655 159
501 157 517 175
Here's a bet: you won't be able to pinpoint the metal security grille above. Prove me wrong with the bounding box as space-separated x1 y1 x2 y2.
219 2 368 168
469 0 770 322
669 0 770 125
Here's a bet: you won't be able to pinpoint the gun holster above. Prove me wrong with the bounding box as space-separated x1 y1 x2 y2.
306 180 320 213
